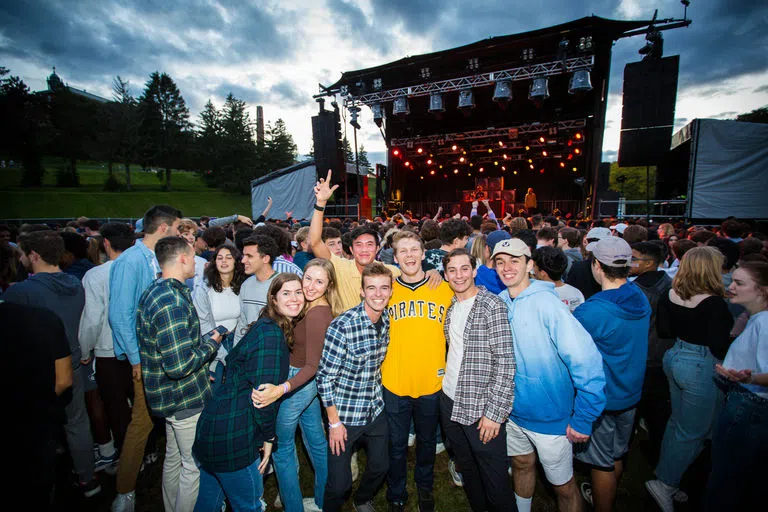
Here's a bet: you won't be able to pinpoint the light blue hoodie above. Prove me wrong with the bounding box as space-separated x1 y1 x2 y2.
573 282 650 411
499 280 606 435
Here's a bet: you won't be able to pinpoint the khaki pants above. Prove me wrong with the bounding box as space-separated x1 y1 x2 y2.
115 377 154 494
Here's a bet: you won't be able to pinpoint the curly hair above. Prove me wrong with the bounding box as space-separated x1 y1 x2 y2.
204 245 247 294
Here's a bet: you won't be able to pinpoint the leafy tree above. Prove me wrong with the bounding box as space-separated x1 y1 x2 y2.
609 162 656 200
138 71 191 191
736 106 768 124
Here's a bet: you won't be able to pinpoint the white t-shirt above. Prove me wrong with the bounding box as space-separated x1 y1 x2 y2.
555 283 585 313
723 310 768 399
442 295 476 400
207 286 241 333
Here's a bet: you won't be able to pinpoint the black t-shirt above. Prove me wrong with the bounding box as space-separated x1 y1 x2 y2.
564 258 601 300
1 302 71 441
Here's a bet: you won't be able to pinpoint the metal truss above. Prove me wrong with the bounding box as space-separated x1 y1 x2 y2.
390 119 586 147
344 56 594 108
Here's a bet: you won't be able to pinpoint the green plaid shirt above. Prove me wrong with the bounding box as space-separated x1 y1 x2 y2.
137 278 218 417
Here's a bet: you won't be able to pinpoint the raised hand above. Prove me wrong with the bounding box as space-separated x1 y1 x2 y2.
315 169 339 204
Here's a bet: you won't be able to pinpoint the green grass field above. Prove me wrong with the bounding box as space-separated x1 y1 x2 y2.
1 160 252 220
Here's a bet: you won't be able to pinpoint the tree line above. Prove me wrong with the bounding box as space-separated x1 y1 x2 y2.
0 66 298 193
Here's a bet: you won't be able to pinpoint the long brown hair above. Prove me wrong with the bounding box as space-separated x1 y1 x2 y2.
204 245 246 294
303 258 343 317
736 261 768 305
258 273 303 348
673 246 726 300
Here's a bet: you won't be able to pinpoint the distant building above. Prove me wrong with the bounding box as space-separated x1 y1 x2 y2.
38 67 108 103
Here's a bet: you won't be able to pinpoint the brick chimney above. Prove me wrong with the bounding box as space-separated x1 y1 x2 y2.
256 106 265 145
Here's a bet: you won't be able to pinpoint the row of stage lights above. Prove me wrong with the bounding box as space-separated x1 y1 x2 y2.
354 71 593 127
392 132 584 175
415 163 581 180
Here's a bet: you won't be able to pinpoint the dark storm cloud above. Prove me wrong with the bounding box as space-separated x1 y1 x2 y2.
754 84 768 94
214 83 264 105
326 0 393 55
270 82 307 108
0 0 294 82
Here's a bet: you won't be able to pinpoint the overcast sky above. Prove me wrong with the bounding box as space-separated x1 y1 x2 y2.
2 0 766 166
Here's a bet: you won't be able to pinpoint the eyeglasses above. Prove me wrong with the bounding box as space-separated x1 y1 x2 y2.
631 257 653 262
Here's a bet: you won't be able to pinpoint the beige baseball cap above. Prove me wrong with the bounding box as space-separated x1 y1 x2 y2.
491 238 532 259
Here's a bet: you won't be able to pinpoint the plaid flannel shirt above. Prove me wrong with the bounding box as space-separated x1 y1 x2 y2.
443 287 516 425
193 317 289 473
317 302 390 426
137 278 218 417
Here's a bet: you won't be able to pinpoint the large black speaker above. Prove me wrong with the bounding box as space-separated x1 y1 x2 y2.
597 162 611 194
618 56 679 167
311 110 343 178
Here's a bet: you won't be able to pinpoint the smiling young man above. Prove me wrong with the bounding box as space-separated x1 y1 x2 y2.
382 231 454 512
232 234 280 346
441 248 515 512
493 238 605 512
316 262 395 512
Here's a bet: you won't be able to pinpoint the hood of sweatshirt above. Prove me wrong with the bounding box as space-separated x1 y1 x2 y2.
30 271 83 296
588 281 651 320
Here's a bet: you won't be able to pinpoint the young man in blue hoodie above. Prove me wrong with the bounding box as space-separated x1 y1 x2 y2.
573 236 651 512
3 230 100 497
494 238 606 512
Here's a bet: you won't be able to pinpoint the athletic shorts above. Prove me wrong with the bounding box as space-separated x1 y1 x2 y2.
574 408 636 471
506 420 573 486
81 359 98 393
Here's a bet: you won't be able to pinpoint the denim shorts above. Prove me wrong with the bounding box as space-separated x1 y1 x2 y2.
574 407 636 471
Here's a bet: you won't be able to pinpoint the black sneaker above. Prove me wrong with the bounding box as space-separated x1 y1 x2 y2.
418 490 435 512
388 502 405 512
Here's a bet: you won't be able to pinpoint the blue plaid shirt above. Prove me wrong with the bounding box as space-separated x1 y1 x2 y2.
273 256 303 277
317 302 390 426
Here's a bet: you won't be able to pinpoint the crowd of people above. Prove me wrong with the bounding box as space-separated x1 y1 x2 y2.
1 177 766 512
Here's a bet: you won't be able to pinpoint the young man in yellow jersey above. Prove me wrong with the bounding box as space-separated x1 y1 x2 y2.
382 231 455 512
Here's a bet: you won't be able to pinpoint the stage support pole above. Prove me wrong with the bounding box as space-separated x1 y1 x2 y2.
646 165 651 222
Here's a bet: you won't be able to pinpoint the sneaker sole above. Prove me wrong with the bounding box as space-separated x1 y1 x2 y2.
83 484 102 498
644 481 674 512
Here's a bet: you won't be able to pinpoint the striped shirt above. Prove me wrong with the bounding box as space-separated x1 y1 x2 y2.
317 302 390 426
137 278 218 418
273 256 303 277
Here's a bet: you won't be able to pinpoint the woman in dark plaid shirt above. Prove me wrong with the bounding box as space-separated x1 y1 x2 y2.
193 274 304 512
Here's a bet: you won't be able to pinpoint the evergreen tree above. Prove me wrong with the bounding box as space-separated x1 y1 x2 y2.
196 99 222 186
104 76 140 190
264 118 297 171
138 71 191 191
219 93 256 191
358 144 371 172
342 136 353 163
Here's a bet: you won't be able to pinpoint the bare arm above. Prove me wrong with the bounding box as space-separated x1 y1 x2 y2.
55 356 74 395
260 196 273 219
432 206 443 221
308 170 338 260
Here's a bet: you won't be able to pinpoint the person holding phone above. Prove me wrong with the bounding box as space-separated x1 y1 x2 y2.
252 258 342 512
204 245 247 391
193 274 301 512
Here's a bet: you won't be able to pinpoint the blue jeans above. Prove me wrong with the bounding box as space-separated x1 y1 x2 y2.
704 387 768 510
384 387 440 503
195 457 265 512
273 367 328 512
655 340 720 487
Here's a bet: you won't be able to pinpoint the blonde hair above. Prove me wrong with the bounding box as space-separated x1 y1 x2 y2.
303 258 343 317
392 230 424 252
672 246 726 300
658 223 675 238
178 218 198 235
471 234 487 266
508 217 528 234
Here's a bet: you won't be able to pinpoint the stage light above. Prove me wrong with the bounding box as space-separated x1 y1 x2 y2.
393 95 409 116
428 93 445 114
568 140 573 146
501 166 506 171
420 176 424 180
469 162 473 167
539 136 546 143
572 167 578 172
528 77 550 103
462 150 467 155
513 170 518 175
453 169 459 174
503 154 508 160
392 149 400 156
479 167 484 172
467 173 472 177
542 151 548 157
525 145 530 151
530 164 534 169
488 148 493 153
574 177 586 186
498 141 504 147
528 159 533 164
575 133 583 140
560 162 565 168
404 161 410 167
430 170 435 175
371 103 384 127
417 147 423 154
540 169 545 174
568 70 593 94
451 144 458 151
574 148 581 155
492 80 512 103
494 161 499 166
459 157 466 163
458 89 475 110
427 159 432 165
443 174 448 178
349 106 361 130
439 165 443 169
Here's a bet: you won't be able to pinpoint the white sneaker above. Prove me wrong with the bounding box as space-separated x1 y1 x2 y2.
274 492 283 509
111 491 136 512
645 479 675 512
351 451 359 482
303 497 322 511
408 433 416 447
435 442 446 455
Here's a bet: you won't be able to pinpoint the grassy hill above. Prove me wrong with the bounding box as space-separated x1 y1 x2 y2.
1 160 252 220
